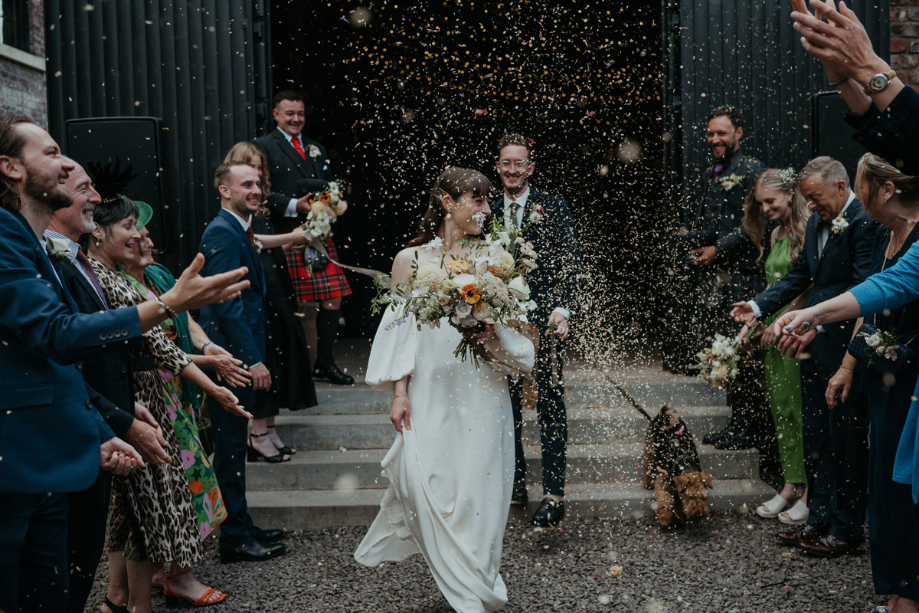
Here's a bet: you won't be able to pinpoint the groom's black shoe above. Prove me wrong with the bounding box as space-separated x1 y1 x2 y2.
314 362 354 386
511 481 528 506
531 497 565 528
250 526 285 544
219 539 286 563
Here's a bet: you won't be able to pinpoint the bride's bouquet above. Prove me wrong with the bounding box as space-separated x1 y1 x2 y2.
374 216 538 366
305 180 348 240
695 334 741 390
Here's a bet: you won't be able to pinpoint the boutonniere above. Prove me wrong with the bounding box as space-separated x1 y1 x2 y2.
719 173 743 192
308 144 321 159
526 202 546 225
831 216 849 236
45 237 72 260
252 236 264 254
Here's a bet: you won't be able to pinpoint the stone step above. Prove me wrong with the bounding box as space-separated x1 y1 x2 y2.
246 479 774 531
245 442 758 491
273 406 731 450
300 377 726 415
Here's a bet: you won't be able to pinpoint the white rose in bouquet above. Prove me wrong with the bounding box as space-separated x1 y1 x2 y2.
473 302 495 322
447 273 476 291
864 333 882 348
508 276 530 300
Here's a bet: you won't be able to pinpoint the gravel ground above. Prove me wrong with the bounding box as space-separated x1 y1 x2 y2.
85 512 880 613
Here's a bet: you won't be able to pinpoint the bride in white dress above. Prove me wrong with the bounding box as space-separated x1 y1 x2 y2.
354 168 535 612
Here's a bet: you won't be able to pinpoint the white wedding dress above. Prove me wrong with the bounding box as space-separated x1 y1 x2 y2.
354 303 535 612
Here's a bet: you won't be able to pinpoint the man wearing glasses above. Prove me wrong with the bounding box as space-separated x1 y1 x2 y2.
493 133 580 527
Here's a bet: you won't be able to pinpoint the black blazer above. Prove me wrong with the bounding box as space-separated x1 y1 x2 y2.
252 129 333 233
52 255 138 436
845 86 919 176
754 197 878 341
683 148 766 276
198 209 268 369
493 189 581 330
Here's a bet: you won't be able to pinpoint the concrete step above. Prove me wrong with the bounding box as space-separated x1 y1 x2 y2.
245 442 758 491
300 376 726 415
246 479 775 531
273 406 731 450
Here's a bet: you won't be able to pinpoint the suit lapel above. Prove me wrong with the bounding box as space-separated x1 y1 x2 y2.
217 209 265 291
817 199 861 268
273 130 312 179
57 259 106 311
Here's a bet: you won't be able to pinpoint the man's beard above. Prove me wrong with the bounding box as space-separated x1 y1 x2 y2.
23 171 73 213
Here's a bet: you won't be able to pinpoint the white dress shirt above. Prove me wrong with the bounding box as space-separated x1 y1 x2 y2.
502 187 570 322
42 229 96 299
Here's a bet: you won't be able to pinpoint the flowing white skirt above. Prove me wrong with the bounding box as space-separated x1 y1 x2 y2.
355 310 533 612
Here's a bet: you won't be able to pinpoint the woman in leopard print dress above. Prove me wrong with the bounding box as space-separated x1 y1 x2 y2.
87 197 249 612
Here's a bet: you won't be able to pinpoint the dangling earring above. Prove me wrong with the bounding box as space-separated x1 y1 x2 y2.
95 238 101 247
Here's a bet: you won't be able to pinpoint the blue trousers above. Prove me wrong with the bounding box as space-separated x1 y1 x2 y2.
209 380 256 549
0 492 69 613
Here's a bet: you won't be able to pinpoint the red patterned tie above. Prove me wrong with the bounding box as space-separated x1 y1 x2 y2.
246 227 258 248
76 249 109 308
291 137 307 161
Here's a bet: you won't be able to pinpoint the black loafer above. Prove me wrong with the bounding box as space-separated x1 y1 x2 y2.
250 527 285 544
219 540 286 564
511 482 528 506
531 497 565 527
314 363 354 385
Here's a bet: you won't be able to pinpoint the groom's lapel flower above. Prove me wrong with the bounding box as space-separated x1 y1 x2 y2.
45 237 72 261
526 202 546 226
831 216 849 236
308 144 321 159
719 173 743 192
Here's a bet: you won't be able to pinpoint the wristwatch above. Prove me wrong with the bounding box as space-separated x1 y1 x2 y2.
863 70 898 95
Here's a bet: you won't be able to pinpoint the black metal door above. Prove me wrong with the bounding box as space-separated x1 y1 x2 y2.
44 0 273 268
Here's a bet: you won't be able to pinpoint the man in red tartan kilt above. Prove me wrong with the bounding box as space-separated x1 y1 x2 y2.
253 91 354 385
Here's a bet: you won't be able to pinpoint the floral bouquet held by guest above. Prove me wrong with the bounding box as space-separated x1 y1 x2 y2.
305 179 348 241
695 333 742 390
374 214 538 367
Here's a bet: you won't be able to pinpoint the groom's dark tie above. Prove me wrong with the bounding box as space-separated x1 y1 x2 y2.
509 201 521 226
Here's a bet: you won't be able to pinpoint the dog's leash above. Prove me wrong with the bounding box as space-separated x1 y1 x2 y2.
603 374 654 422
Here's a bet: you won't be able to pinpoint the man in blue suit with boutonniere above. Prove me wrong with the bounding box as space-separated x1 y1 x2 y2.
492 133 581 528
0 114 249 613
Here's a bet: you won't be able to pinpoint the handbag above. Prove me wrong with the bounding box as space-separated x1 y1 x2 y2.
848 322 917 377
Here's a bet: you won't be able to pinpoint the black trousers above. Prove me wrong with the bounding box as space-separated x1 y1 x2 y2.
209 380 256 549
0 492 69 613
66 472 111 613
510 343 567 497
801 334 869 542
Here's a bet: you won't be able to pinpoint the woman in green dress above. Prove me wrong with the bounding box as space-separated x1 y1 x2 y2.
741 168 813 524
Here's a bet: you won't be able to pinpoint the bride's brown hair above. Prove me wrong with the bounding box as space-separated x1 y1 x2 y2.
407 167 492 247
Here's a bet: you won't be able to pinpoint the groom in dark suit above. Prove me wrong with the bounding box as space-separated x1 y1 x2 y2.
732 156 877 557
198 162 286 562
493 133 580 527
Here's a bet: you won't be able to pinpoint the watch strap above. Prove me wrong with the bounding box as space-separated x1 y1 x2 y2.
863 70 899 95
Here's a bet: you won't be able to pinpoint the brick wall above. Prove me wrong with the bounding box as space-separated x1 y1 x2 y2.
891 1 919 89
0 0 48 127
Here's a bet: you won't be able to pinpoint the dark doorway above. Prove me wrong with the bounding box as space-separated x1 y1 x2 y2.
269 1 665 353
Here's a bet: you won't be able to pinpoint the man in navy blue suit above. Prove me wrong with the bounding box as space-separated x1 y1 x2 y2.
198 162 287 563
0 114 250 612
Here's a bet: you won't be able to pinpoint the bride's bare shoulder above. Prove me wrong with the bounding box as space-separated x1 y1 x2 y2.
391 246 425 282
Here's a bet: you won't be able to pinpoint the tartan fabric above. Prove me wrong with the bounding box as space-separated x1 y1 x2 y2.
286 237 352 302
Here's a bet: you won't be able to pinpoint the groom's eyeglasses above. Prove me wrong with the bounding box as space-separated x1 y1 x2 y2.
499 160 530 170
